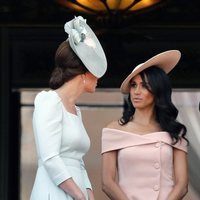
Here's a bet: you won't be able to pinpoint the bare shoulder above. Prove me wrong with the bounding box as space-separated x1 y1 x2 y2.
105 120 121 129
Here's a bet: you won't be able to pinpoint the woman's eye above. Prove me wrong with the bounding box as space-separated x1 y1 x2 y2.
142 83 148 88
142 83 150 90
130 83 137 88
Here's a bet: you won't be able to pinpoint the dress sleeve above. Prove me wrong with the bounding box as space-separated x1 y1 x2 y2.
101 128 154 153
33 91 72 185
101 128 123 154
81 159 92 189
172 137 188 153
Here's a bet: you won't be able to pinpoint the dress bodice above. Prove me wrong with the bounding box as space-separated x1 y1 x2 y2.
102 128 187 200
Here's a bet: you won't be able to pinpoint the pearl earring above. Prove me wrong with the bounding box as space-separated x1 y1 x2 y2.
83 79 86 84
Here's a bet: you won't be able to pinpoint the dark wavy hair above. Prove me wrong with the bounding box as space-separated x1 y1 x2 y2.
119 66 188 144
49 40 88 89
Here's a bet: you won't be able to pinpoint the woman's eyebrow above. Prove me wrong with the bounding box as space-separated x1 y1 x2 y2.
130 80 149 84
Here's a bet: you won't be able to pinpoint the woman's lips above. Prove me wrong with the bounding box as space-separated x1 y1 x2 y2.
133 98 143 102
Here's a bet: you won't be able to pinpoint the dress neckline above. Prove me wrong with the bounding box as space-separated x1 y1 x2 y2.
103 127 168 137
50 90 79 117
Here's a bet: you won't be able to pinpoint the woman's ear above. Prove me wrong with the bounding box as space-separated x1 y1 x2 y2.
81 73 86 84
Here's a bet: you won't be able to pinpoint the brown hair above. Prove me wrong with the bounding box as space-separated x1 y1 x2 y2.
49 40 88 89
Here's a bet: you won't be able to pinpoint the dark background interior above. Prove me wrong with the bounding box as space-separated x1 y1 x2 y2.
1 0 200 89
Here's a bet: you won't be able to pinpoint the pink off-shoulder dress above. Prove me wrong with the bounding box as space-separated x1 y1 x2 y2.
101 128 187 200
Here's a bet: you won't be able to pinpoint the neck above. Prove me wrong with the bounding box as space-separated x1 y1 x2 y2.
55 75 83 106
133 107 156 125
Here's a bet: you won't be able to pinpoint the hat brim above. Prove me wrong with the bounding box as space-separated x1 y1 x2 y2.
120 50 181 94
69 20 107 78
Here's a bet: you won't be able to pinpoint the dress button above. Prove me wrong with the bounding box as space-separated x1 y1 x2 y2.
154 162 160 169
153 185 159 191
155 142 161 148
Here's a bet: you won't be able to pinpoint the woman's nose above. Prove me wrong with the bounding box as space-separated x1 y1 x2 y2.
134 85 141 94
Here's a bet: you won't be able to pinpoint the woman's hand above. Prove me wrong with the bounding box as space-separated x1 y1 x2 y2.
59 178 86 200
74 193 86 200
87 188 95 200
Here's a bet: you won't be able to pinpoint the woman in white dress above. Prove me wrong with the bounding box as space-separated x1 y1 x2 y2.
30 16 107 200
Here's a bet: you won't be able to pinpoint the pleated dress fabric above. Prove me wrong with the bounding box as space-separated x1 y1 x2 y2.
30 90 92 200
102 128 187 200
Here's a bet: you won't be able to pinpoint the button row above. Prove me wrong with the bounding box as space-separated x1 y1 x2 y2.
155 142 161 148
153 142 161 192
154 162 160 169
153 185 159 191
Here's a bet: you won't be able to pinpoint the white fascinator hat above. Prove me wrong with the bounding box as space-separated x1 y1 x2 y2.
64 16 107 78
120 50 181 94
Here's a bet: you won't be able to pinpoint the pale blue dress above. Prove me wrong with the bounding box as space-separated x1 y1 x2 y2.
30 90 92 200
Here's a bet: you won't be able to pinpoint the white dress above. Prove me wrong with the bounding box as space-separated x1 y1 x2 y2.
30 90 92 200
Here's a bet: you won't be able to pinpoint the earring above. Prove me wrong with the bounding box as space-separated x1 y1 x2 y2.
83 79 86 84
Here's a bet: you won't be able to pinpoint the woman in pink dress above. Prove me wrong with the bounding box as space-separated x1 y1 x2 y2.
101 50 188 200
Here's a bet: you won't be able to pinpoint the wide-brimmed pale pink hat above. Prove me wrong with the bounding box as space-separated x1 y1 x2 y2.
120 50 181 94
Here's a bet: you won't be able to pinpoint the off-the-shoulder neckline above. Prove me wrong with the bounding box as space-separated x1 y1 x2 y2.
103 127 168 136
